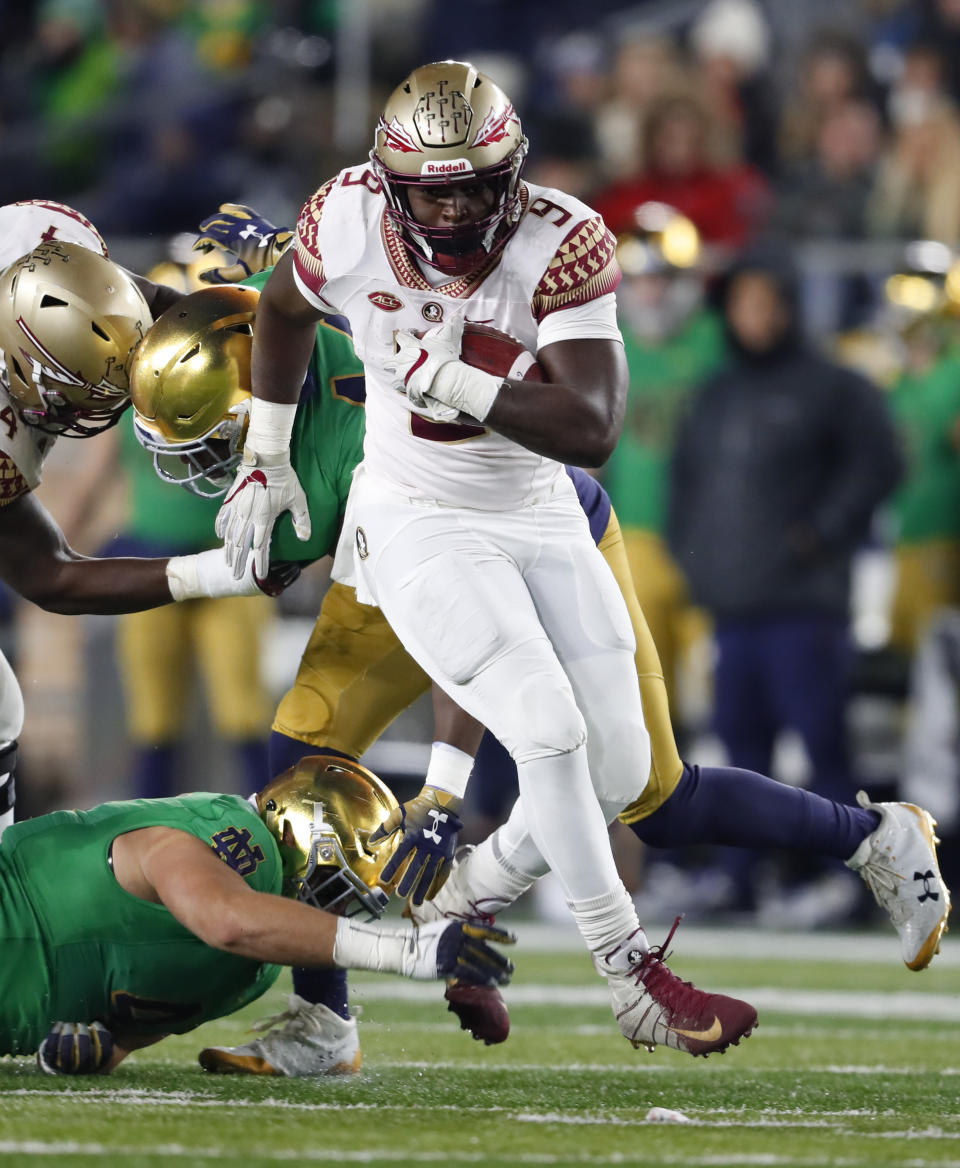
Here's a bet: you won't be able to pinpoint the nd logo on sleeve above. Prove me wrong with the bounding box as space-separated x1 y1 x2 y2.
210 826 266 877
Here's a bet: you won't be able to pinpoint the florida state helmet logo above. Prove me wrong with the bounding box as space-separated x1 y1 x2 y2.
413 82 471 147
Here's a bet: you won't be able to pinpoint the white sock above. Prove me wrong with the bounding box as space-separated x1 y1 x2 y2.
568 884 645 958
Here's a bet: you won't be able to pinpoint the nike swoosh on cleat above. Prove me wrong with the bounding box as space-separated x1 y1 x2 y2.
668 1016 723 1042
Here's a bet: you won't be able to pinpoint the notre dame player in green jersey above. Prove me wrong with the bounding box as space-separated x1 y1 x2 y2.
0 753 512 1074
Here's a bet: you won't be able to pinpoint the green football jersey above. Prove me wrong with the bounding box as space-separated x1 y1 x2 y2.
0 793 282 1056
889 350 960 542
605 309 726 533
242 269 367 563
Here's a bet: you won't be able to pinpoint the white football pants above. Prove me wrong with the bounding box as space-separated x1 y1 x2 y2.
344 467 650 906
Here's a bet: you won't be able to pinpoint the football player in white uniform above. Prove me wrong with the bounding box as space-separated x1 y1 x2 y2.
215 61 758 1057
0 201 296 840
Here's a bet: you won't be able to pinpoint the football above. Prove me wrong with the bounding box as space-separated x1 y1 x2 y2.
460 321 544 383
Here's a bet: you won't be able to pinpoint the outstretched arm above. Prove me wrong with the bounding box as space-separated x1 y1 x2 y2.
0 491 285 614
128 826 513 981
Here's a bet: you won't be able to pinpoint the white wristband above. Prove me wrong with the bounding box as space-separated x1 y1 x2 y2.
333 918 426 977
425 742 474 801
245 398 299 456
166 549 260 601
432 361 502 423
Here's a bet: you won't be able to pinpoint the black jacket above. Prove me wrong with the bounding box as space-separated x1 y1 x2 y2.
667 341 902 622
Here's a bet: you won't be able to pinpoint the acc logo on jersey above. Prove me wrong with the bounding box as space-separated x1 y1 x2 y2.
356 526 369 559
422 302 444 324
368 291 404 312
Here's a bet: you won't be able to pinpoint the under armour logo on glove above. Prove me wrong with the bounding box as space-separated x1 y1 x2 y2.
370 784 464 905
422 808 448 845
915 871 940 903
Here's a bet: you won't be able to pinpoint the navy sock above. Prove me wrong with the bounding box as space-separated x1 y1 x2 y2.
292 966 351 1019
236 739 269 794
632 763 880 861
134 744 176 800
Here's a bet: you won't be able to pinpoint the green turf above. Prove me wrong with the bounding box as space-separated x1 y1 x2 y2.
2 929 957 1168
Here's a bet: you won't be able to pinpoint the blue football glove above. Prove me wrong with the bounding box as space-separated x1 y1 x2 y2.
193 203 294 284
37 1021 114 1075
370 784 463 905
435 921 515 986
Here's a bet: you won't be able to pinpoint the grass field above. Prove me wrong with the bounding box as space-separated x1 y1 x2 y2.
1 920 957 1168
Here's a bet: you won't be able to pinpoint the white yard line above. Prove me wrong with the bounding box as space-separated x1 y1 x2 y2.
0 1140 955 1167
504 922 960 965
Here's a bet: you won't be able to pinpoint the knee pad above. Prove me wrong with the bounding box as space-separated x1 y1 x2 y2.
500 667 586 764
587 715 651 813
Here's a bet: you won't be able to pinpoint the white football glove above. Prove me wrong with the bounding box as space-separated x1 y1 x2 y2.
215 451 311 580
384 316 503 424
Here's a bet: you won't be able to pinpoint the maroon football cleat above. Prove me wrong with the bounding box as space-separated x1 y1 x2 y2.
444 979 510 1045
597 917 758 1057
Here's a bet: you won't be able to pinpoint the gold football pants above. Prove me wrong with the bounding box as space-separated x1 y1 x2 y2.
119 596 272 743
890 539 960 651
272 508 683 822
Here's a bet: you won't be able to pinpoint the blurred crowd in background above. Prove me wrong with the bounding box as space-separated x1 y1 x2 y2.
4 0 960 928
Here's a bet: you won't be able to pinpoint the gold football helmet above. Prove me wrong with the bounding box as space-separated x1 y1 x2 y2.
256 755 401 919
0 241 151 437
615 203 704 342
371 59 528 275
882 239 960 359
129 285 258 497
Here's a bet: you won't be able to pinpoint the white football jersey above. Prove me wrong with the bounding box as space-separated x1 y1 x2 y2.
293 169 621 509
0 201 108 504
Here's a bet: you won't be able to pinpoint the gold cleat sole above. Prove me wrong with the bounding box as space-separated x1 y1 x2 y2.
903 803 952 972
197 1047 362 1076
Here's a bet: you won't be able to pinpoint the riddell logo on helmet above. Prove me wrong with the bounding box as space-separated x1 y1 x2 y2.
422 160 472 176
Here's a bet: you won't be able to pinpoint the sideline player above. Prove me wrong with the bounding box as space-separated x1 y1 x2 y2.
0 753 511 1074
0 203 297 835
133 284 948 1075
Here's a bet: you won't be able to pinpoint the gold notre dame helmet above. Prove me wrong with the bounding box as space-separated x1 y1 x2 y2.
257 755 401 919
615 202 701 276
371 59 528 275
0 241 151 437
884 239 960 348
129 285 258 497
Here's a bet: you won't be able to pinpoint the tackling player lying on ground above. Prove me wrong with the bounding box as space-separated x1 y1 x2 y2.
0 754 512 1076
129 273 949 1076
0 202 302 842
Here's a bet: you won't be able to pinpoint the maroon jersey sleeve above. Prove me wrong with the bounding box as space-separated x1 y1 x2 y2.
531 216 621 323
293 178 337 302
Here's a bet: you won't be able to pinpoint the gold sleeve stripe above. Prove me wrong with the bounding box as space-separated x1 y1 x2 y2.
532 216 622 320
294 178 337 297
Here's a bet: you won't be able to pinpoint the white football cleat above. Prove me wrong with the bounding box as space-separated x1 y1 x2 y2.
845 789 951 970
198 996 361 1077
596 922 757 1057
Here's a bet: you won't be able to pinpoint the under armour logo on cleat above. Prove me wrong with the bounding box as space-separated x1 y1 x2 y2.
915 871 940 903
